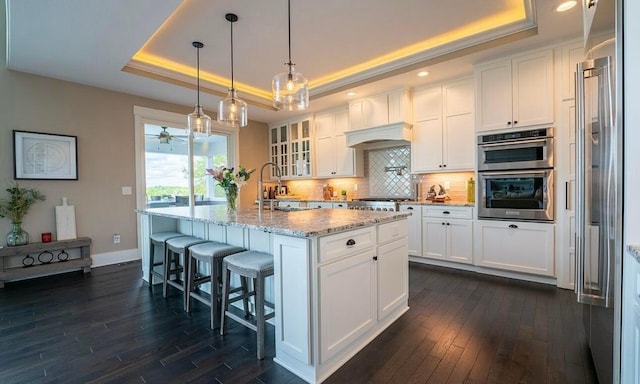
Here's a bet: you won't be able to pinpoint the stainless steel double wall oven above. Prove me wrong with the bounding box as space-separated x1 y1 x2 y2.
477 127 554 222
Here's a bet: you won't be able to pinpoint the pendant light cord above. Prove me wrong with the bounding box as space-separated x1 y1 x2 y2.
287 0 292 67
196 45 200 107
230 17 235 90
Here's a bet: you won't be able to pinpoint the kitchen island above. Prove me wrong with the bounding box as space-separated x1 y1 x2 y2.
137 206 410 384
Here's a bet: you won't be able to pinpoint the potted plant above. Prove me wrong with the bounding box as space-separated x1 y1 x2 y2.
0 182 46 246
340 189 347 201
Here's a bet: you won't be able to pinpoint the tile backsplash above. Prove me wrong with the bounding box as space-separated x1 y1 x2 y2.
280 145 474 203
366 145 412 197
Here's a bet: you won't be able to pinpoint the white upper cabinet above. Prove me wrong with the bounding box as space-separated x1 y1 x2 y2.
269 115 313 180
411 78 474 173
475 49 554 132
315 107 362 178
349 89 411 131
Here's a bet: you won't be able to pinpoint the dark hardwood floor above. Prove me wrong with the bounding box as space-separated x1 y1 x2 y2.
0 261 597 384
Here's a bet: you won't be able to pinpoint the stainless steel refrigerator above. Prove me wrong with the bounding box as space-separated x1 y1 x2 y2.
575 45 621 384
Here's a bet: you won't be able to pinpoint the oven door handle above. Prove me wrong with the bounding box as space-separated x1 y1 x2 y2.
478 138 550 149
479 169 551 177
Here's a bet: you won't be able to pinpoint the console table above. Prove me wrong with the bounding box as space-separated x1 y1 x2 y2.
0 237 92 288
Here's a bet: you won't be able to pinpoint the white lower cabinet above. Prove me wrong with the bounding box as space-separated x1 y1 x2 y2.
377 239 408 319
400 205 422 256
319 248 376 364
475 220 555 276
422 206 473 264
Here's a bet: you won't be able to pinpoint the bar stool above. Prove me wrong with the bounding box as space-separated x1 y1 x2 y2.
185 241 246 329
220 250 275 360
148 232 186 290
164 236 208 310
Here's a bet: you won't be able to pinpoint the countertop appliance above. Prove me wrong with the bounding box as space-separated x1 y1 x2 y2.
347 197 410 211
575 50 620 384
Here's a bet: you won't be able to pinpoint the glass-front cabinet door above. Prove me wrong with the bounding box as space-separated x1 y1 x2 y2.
289 117 312 178
270 123 289 179
270 116 312 180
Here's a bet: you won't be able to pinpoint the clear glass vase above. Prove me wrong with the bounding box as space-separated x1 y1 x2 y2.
7 222 29 246
225 185 238 212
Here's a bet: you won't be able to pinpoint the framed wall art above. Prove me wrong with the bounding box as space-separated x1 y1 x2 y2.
13 130 78 180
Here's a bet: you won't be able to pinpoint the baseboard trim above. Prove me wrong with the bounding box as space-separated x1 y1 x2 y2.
91 248 141 268
409 256 558 286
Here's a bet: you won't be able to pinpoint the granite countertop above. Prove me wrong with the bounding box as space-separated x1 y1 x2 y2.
399 200 475 207
138 205 410 238
628 245 640 264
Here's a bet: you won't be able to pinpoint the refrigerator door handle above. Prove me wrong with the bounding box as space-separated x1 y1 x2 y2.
575 64 586 299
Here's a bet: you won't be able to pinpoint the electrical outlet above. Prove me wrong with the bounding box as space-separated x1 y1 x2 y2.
444 181 451 190
113 234 121 244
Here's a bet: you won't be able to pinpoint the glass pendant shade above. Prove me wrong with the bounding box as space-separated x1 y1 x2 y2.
272 64 309 111
187 41 211 136
218 88 248 127
187 105 212 136
218 13 248 128
272 0 309 111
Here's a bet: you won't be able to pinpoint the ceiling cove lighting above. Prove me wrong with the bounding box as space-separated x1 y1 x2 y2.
272 0 309 111
218 13 248 128
555 1 577 12
187 41 212 136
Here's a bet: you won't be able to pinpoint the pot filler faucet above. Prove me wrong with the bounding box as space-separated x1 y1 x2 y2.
258 162 282 212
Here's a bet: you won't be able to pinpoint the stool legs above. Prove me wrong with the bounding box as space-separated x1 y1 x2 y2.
220 262 231 335
255 271 266 360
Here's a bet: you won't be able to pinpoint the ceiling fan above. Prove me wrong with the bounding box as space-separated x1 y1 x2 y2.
157 126 173 144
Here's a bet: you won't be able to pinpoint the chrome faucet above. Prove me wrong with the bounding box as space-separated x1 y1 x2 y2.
258 162 282 212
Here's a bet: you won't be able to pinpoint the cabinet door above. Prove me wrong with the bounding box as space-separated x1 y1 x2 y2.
315 113 336 177
334 109 356 176
411 119 443 173
443 113 474 171
319 249 376 363
413 86 442 123
400 205 422 256
475 220 555 276
447 220 473 264
476 60 513 131
377 239 408 320
422 218 447 260
444 79 473 116
512 50 554 128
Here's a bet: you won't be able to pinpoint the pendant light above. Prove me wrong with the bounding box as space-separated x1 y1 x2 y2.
272 0 309 111
187 41 212 136
218 13 248 128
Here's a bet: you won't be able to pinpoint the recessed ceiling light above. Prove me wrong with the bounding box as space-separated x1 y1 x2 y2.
417 71 430 77
555 1 577 12
346 91 357 97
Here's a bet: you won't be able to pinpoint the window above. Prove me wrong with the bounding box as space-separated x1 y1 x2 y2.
134 106 239 210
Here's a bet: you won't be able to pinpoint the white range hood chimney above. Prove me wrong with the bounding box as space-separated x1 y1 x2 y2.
345 122 412 149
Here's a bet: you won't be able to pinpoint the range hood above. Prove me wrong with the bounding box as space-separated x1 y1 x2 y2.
345 122 412 149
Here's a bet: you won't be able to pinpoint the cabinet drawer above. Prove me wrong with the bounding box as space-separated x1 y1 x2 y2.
378 220 408 245
319 227 376 264
423 206 473 219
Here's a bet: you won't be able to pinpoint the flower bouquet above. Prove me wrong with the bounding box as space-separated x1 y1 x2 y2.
206 166 255 211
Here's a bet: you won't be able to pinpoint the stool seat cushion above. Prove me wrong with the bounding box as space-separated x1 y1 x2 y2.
189 242 246 261
150 232 187 242
224 251 274 273
166 236 207 249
